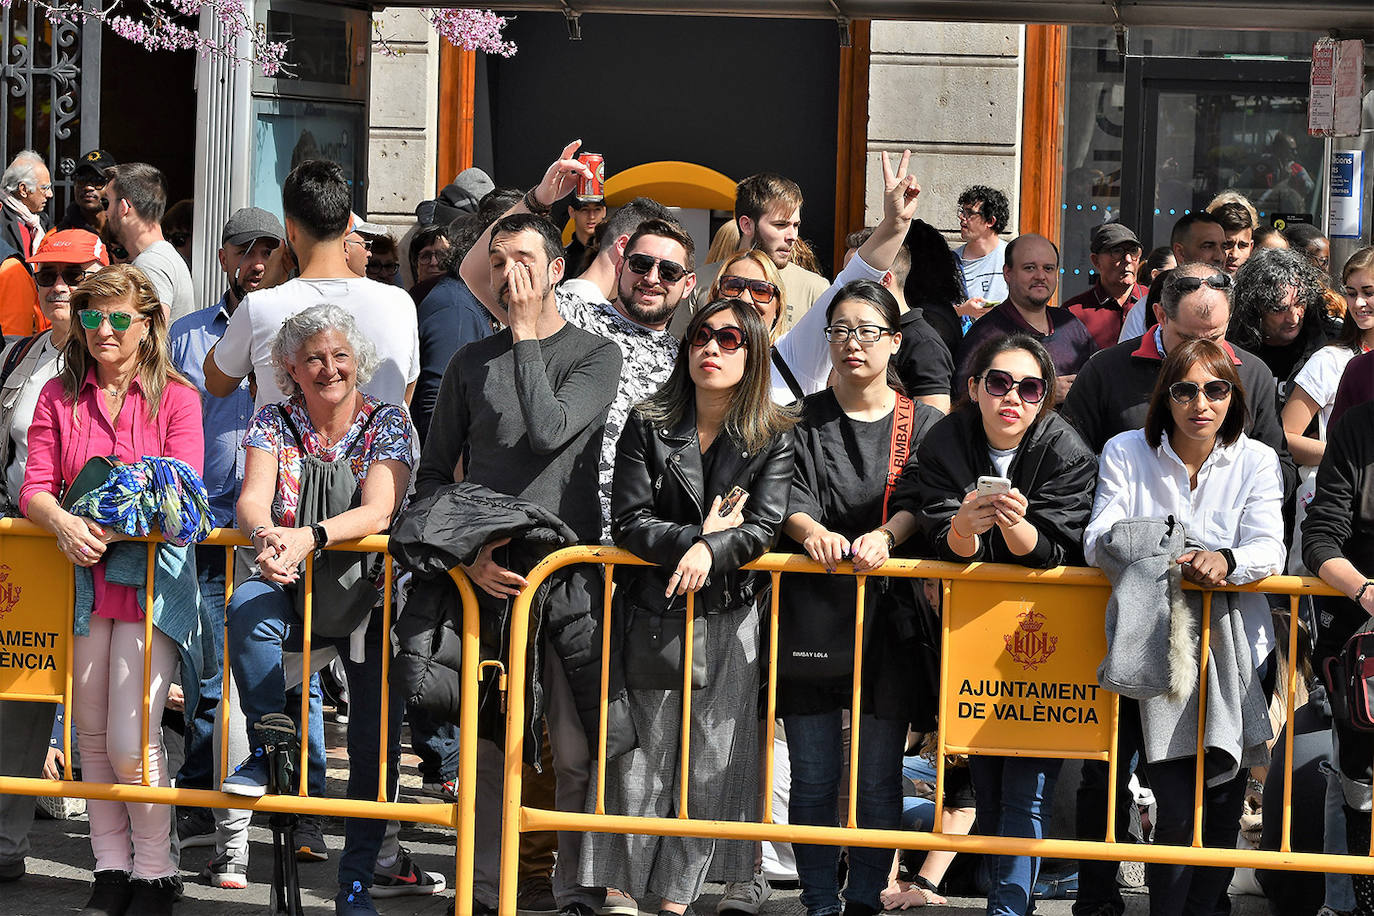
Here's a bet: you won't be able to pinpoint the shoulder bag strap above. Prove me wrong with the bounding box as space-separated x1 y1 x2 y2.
771 347 805 403
882 393 916 523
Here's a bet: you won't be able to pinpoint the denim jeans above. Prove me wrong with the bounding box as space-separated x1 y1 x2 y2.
227 576 400 888
177 546 226 790
406 703 458 784
784 710 906 915
968 754 1064 916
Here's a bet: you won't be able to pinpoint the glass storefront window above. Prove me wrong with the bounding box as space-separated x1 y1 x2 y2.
252 97 366 221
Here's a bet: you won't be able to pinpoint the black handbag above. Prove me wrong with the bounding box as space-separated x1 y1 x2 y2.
61 455 119 510
621 590 708 691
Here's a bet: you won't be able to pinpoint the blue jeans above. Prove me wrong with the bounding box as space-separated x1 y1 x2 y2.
227 577 400 888
406 703 458 784
177 547 226 790
968 755 1064 916
784 710 906 915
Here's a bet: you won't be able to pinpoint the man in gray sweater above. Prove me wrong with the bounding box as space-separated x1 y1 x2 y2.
415 212 621 916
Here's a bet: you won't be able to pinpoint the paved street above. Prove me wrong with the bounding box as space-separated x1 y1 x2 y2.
11 721 1275 915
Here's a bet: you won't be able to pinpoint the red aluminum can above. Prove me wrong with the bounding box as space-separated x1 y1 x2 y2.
576 152 605 202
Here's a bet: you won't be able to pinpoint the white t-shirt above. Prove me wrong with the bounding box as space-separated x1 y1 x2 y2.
133 240 196 322
1291 344 1358 440
955 239 1008 305
212 276 421 413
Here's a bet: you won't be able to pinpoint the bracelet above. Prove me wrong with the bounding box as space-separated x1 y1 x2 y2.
249 525 266 543
950 518 972 540
878 527 896 551
522 188 552 216
1356 580 1374 604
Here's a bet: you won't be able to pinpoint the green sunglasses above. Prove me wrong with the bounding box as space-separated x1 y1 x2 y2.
78 309 139 332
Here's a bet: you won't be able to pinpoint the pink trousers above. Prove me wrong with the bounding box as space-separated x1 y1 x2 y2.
73 615 177 879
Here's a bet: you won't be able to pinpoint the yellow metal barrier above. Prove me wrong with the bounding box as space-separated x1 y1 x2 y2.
0 518 485 911
497 545 1365 915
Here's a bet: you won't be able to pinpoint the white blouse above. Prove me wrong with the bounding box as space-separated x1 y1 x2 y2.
1084 428 1286 666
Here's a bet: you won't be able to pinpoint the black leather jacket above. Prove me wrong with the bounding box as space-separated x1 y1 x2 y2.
611 405 795 612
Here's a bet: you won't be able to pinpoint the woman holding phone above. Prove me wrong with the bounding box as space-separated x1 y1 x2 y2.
581 299 796 915
777 279 942 915
895 333 1097 916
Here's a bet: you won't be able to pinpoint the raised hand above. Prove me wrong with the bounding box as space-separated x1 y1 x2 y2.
533 140 594 210
881 149 921 223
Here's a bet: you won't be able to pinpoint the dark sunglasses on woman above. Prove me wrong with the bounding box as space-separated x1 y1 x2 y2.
690 325 747 352
980 368 1047 404
1168 379 1233 404
718 275 779 305
625 252 687 284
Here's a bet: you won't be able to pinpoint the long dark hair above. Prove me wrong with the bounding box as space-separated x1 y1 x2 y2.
637 298 796 453
959 333 1059 420
1144 338 1247 448
825 279 906 394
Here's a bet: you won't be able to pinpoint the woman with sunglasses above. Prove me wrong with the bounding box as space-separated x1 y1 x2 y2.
1084 339 1283 916
582 299 796 916
777 279 942 916
21 264 204 916
897 333 1096 916
1282 248 1374 571
710 249 788 341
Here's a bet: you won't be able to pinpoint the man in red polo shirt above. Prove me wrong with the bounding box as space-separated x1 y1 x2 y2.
1063 222 1148 351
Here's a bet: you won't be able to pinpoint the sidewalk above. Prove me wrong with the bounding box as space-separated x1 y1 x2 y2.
11 719 1274 914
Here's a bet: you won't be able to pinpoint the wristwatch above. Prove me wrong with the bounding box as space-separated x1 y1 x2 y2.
878 527 896 551
311 523 328 551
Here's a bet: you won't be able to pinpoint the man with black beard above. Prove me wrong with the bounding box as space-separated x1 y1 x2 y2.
462 173 697 539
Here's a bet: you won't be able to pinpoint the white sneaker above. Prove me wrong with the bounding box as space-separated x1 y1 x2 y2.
717 871 771 915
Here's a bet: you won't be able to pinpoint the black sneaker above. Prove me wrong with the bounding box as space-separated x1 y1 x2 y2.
335 881 380 915
79 870 132 916
294 814 329 862
371 846 445 897
176 805 216 849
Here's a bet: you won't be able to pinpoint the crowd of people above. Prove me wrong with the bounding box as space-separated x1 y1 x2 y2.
0 136 1369 916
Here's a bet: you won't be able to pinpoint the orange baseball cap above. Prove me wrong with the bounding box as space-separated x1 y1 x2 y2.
30 229 109 267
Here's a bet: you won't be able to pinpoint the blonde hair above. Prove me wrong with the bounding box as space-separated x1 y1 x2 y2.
1205 191 1259 228
62 264 192 422
705 221 741 266
710 249 788 343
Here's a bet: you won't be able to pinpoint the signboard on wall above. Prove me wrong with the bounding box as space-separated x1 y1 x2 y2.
0 538 70 700
1309 38 1364 137
942 579 1114 757
1331 151 1365 239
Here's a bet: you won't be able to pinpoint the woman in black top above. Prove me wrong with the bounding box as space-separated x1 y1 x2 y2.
895 333 1097 916
778 280 942 916
581 299 796 916
1303 398 1374 915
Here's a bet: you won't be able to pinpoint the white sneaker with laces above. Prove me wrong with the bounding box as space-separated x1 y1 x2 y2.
717 871 771 915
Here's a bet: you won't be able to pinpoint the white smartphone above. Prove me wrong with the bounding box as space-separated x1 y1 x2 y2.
976 475 1012 498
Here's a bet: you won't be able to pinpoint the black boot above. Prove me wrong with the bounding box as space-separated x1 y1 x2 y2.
1345 805 1374 916
127 875 180 916
79 870 132 916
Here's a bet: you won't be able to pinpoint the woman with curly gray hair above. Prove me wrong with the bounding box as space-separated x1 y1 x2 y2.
220 303 426 913
1226 246 1331 390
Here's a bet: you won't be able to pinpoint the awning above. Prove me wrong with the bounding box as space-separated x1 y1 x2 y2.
381 1 1374 31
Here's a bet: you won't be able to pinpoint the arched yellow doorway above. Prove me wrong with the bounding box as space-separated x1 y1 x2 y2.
562 160 736 244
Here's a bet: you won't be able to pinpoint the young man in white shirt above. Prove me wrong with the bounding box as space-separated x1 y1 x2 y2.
203 160 419 412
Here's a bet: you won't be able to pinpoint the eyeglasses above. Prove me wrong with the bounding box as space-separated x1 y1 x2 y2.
718 275 779 305
690 324 747 352
35 266 96 287
345 237 372 252
1168 379 1233 404
74 175 108 188
823 324 893 345
417 249 446 264
368 261 400 277
1168 273 1232 294
78 309 139 332
980 368 1048 404
625 252 687 284
98 196 110 211
957 207 985 222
